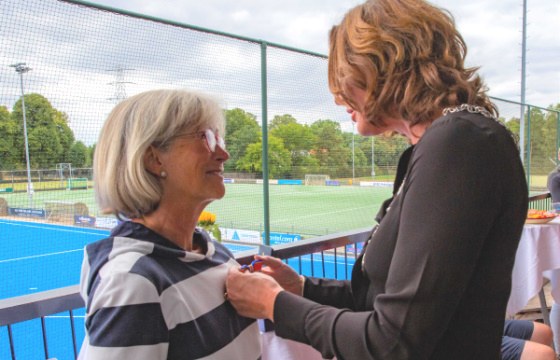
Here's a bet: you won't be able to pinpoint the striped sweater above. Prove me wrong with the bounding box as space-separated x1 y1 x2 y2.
78 221 261 359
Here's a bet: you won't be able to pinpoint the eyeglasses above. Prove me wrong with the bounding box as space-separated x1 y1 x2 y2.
177 129 226 153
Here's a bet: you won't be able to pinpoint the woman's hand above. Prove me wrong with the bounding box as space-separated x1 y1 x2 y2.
225 267 283 321
255 255 305 296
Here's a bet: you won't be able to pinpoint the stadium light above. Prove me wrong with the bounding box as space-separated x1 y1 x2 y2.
352 123 355 183
10 62 33 207
371 137 375 177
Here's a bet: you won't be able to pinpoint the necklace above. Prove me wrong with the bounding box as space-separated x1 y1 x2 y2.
442 103 496 120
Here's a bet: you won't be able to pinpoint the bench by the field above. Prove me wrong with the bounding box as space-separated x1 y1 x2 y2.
0 197 7 216
44 200 89 222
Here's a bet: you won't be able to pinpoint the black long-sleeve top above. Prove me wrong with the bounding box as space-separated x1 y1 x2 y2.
273 111 528 359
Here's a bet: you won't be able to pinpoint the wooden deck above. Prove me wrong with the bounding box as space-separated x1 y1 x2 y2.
514 281 554 322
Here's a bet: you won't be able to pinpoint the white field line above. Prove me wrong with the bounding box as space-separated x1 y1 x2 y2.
0 220 105 236
0 248 83 264
45 315 86 319
270 203 375 226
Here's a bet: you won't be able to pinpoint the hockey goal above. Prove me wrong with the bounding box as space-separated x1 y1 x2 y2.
304 174 330 186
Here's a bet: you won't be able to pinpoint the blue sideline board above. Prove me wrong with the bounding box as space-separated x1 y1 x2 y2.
277 179 303 185
268 232 301 244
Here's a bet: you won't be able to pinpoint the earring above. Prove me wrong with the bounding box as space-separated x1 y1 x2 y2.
160 171 167 179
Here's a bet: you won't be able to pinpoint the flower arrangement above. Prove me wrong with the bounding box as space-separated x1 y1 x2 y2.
197 211 222 242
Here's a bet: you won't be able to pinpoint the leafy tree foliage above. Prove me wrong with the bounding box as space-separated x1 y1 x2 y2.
309 120 353 177
270 120 318 177
28 126 62 168
269 114 297 131
54 111 75 163
237 136 292 178
1 92 559 182
0 106 19 170
342 132 369 177
358 135 410 174
68 141 89 168
224 108 261 172
87 144 96 167
4 93 77 170
504 106 560 175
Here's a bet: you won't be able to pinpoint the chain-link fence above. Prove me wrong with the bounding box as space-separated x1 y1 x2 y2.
1 0 558 241
492 98 560 192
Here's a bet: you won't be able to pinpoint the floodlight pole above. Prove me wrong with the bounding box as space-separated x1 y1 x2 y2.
10 63 33 207
519 0 527 165
371 137 375 178
352 123 355 183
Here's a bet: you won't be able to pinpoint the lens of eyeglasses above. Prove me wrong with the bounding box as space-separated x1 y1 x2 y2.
204 129 226 152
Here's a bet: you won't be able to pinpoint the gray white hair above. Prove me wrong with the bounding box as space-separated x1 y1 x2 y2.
93 89 225 219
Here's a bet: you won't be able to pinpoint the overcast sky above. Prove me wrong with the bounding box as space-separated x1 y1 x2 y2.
89 0 559 108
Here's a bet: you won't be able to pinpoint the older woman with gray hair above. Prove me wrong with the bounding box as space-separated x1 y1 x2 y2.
79 89 261 360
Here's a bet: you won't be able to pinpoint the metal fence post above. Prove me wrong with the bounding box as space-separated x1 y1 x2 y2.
261 41 270 246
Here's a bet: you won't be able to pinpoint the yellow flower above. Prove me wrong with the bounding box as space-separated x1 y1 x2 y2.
198 211 216 225
197 211 221 242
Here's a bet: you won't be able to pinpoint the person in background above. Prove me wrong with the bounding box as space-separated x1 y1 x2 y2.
226 0 528 358
79 89 261 359
502 319 555 360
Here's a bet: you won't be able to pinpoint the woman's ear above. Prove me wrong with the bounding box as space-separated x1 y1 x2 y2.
143 145 163 177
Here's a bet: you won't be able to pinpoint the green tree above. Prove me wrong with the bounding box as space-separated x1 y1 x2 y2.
0 106 20 170
270 121 318 177
269 114 297 131
523 108 550 174
355 135 410 177
87 144 96 167
224 108 261 172
502 104 560 171
11 93 76 168
310 120 352 177
342 132 369 177
54 111 75 162
28 126 62 168
237 136 292 178
68 141 88 168
546 104 560 158
503 117 520 141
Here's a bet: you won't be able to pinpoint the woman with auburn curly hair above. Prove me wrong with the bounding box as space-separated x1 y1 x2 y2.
226 0 531 359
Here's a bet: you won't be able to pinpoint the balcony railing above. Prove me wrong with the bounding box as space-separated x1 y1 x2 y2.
0 227 370 360
528 191 552 211
0 193 549 359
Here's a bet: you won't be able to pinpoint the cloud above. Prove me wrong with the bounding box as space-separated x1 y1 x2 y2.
87 0 558 107
1 0 557 146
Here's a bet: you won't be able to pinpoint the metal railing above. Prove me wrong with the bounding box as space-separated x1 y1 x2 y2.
0 227 370 359
0 194 549 359
527 191 552 210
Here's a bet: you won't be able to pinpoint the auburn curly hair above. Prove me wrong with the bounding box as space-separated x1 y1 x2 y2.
328 0 497 127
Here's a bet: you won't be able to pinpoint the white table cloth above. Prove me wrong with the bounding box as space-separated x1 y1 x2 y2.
507 217 560 315
261 331 328 360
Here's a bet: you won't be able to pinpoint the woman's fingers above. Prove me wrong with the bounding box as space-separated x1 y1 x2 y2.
254 255 284 269
225 267 281 320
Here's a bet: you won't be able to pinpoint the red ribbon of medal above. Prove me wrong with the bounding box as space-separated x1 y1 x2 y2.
239 259 263 273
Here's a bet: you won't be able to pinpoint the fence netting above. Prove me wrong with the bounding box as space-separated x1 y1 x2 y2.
0 0 558 300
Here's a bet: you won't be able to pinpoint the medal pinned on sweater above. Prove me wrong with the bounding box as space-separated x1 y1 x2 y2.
239 259 263 273
224 259 265 301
